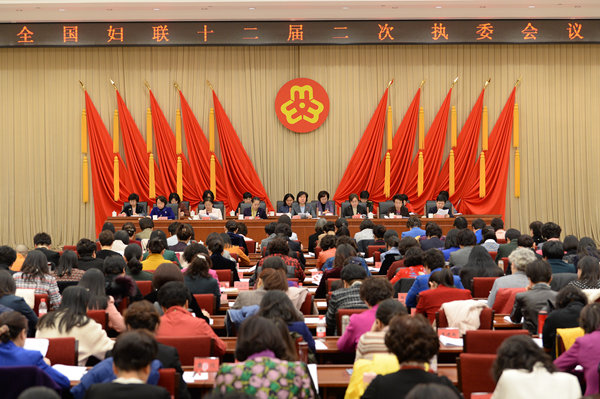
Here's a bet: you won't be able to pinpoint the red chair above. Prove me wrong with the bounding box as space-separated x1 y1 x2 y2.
315 247 322 258
488 251 498 260
327 278 341 293
501 257 510 273
34 294 48 315
436 307 494 330
136 280 153 297
492 287 526 314
229 253 239 262
63 245 77 254
95 241 102 252
87 310 107 330
458 353 497 399
157 368 177 399
497 238 507 244
117 297 129 313
300 292 313 315
156 336 215 365
193 294 216 315
246 239 257 254
336 308 367 335
215 269 233 285
464 329 530 354
367 245 386 259
472 277 500 298
46 337 78 366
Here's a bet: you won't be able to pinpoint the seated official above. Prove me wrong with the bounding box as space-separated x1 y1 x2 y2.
84 330 170 399
493 335 581 399
213 316 315 398
416 269 473 323
202 189 215 202
359 191 374 214
361 315 460 399
325 264 368 335
401 216 426 238
199 199 223 220
156 281 226 356
355 298 407 361
278 193 295 214
242 196 267 219
169 192 189 219
0 311 70 389
291 191 317 218
390 194 411 217
120 193 146 217
427 194 453 218
207 236 239 282
315 190 335 215
511 260 557 334
236 191 253 215
342 193 368 218
150 196 175 220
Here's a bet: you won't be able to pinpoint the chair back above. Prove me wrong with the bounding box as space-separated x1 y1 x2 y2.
0 366 61 399
327 278 341 293
136 280 153 297
63 245 77 253
464 329 529 354
497 238 507 244
501 257 509 273
138 201 148 215
472 277 500 298
193 294 216 315
314 247 322 258
378 201 395 217
488 251 498 260
246 239 257 254
424 200 436 215
336 308 367 335
33 293 48 315
87 310 107 330
300 292 313 315
276 200 284 212
215 269 233 285
458 353 497 399
229 252 239 262
556 327 585 357
492 287 526 314
57 280 78 294
46 337 78 366
393 278 416 295
157 368 177 399
156 336 214 365
367 245 385 259
340 201 351 216
166 203 178 218
436 307 494 330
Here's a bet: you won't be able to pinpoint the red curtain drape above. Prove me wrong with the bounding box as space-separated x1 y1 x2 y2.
369 88 421 203
116 90 167 203
178 91 230 209
434 88 485 203
333 88 389 206
459 88 516 218
404 88 453 213
85 91 132 235
212 90 274 211
149 90 202 205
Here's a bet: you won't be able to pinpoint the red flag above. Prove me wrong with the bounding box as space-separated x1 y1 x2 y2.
178 91 230 209
333 88 389 206
369 88 421 203
212 90 274 211
434 89 485 203
149 90 202 205
404 89 453 213
85 91 132 235
459 88 516 218
116 90 167 202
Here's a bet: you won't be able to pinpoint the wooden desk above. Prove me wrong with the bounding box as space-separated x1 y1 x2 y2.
105 215 501 246
493 314 523 329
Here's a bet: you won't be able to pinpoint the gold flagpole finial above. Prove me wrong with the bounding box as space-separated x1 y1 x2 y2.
514 76 522 88
419 79 426 88
79 80 86 91
387 79 394 88
451 76 459 88
484 78 491 89
206 80 214 90
174 82 181 92
144 80 151 91
109 79 117 90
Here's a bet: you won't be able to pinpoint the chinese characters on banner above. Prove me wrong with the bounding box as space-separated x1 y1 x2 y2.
3 20 594 47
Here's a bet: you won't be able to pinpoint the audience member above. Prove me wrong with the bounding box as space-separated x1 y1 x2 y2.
495 228 521 262
184 254 220 310
143 230 181 267
96 230 121 259
448 229 477 268
122 222 138 242
539 222 562 250
458 245 504 291
416 269 472 323
493 335 581 398
225 220 248 254
0 246 17 275
354 219 375 244
529 221 544 246
390 247 426 285
442 229 460 261
487 247 537 307
12 244 28 271
141 238 169 272
420 222 444 251
490 217 506 241
220 233 250 267
50 250 84 282
124 244 153 281
326 264 368 335
32 232 60 268
0 270 37 335
111 230 130 256
168 224 193 252
13 250 61 309
78 268 125 332
75 238 104 271
385 236 419 279
355 298 407 361
543 241 575 274
569 255 600 289
136 217 154 240
575 237 600 268
480 227 499 252
378 235 401 277
401 216 426 238
562 235 579 265
208 236 239 283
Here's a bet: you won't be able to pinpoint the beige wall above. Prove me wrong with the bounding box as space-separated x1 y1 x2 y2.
1 43 599 247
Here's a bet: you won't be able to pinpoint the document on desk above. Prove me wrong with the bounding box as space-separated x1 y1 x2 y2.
314 340 328 350
436 209 449 216
439 335 464 347
24 338 49 357
182 371 209 383
52 365 88 381
307 364 319 394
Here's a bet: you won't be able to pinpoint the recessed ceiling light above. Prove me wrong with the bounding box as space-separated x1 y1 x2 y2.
528 5 535 8
58 8 65 11
153 8 160 11
435 5 442 8
342 6 349 10
249 7 256 10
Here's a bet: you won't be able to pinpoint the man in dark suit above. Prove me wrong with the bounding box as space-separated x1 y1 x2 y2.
120 193 146 217
84 330 170 399
76 238 104 271
495 228 521 263
242 197 268 219
0 246 17 275
291 191 317 218
33 232 60 268
420 222 444 251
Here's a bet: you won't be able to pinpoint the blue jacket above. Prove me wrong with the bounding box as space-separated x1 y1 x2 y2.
475 229 483 244
150 206 175 220
322 256 371 276
288 321 316 352
0 341 70 389
71 357 162 399
0 295 38 336
401 227 426 239
442 247 459 261
405 268 465 308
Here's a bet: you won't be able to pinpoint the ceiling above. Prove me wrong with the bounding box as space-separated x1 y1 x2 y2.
0 0 598 23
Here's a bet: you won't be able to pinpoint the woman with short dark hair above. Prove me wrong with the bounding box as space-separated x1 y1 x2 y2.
169 192 189 218
213 315 315 398
316 190 335 215
493 335 580 398
416 268 472 323
361 315 460 399
150 195 175 220
278 193 295 213
13 250 61 309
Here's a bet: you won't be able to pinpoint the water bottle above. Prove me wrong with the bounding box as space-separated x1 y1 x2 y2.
38 298 48 317
316 315 326 338
341 314 350 335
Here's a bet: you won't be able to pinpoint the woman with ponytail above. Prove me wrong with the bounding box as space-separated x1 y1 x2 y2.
124 244 153 282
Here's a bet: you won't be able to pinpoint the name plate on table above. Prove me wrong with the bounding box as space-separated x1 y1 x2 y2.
437 328 461 339
194 357 219 373
234 281 249 290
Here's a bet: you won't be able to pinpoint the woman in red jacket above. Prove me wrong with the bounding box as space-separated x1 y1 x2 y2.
416 268 472 323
